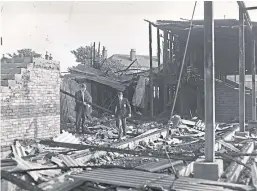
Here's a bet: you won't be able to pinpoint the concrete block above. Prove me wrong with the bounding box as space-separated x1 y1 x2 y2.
193 159 223 181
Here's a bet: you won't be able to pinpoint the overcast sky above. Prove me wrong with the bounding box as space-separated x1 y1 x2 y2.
1 1 257 71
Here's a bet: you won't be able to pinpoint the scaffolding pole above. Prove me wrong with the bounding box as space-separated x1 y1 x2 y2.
204 1 215 162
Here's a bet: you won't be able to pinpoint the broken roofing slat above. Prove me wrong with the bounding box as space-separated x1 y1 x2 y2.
11 141 27 158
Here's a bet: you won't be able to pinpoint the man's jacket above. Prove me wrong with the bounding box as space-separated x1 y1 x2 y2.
75 90 92 114
114 98 131 118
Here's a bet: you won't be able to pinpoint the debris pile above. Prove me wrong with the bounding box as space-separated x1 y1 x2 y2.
1 116 257 191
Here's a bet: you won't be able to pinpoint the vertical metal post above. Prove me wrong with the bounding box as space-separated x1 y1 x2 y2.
157 29 161 73
239 7 245 132
204 1 215 162
149 23 154 119
252 39 256 121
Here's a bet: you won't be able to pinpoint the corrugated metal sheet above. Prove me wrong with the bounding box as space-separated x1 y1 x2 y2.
11 142 27 158
53 131 80 144
69 168 254 191
59 154 83 167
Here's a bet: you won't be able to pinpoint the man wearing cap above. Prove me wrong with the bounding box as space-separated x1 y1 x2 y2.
114 92 131 139
75 83 92 133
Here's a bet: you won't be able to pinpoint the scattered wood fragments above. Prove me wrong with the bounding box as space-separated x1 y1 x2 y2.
1 116 257 191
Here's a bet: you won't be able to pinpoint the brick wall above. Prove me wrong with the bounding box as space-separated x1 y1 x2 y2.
1 58 60 146
215 81 254 122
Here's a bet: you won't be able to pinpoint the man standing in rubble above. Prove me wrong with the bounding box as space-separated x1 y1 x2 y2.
114 92 131 139
75 83 92 133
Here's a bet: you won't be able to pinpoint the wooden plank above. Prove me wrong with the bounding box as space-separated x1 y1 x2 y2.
149 22 154 119
252 162 257 189
217 140 240 153
136 159 184 172
1 170 43 191
221 141 254 183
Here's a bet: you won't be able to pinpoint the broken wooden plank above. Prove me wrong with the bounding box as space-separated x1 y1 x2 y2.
217 140 241 153
12 157 60 180
252 162 257 189
221 141 254 183
135 159 184 172
12 157 44 182
1 170 43 191
39 140 194 161
51 156 65 167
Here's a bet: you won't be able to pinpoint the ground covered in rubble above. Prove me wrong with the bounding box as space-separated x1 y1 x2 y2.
1 116 257 191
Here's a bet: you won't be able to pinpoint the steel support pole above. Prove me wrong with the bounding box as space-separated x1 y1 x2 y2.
239 7 246 132
149 23 154 119
252 39 256 121
157 28 161 73
204 1 215 162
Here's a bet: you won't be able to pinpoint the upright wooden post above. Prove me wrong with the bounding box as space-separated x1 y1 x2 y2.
204 1 215 162
252 39 256 121
149 23 154 119
163 31 169 111
90 43 93 67
93 42 96 68
169 33 173 66
157 29 161 73
239 7 246 132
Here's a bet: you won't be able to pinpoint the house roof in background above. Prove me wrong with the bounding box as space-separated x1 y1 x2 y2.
108 54 159 70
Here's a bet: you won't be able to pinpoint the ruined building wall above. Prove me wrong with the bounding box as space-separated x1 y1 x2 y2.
1 58 60 146
215 81 254 122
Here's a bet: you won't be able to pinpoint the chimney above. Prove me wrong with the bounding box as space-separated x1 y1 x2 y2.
130 49 136 61
102 46 107 59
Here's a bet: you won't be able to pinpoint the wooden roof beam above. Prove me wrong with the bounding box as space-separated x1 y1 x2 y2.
246 6 257 10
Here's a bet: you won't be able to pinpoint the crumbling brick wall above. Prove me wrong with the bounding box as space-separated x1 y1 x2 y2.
1 58 60 146
215 81 254 122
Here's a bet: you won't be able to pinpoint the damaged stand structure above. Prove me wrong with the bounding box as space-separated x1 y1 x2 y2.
194 1 257 181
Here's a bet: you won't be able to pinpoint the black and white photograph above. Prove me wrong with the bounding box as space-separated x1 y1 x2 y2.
0 1 257 190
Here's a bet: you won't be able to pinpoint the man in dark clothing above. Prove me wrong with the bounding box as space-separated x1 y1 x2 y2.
114 92 131 139
75 83 92 133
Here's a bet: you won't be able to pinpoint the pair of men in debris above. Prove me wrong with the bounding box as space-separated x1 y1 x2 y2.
75 84 131 138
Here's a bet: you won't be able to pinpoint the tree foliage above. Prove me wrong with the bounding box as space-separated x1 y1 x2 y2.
71 46 93 66
8 49 41 58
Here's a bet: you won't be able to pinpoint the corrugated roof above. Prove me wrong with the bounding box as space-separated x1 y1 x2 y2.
64 73 126 91
70 168 254 191
108 54 159 71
